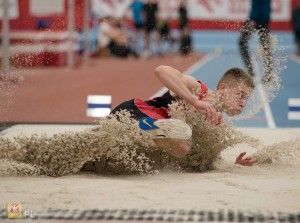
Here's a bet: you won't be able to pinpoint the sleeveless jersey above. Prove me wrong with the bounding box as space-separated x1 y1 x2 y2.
134 81 208 119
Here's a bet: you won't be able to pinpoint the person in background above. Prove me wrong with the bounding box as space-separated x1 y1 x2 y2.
178 0 188 30
177 0 192 55
97 17 138 58
179 26 193 55
239 0 274 84
156 18 177 56
143 0 159 58
292 0 300 57
131 0 145 55
76 29 85 55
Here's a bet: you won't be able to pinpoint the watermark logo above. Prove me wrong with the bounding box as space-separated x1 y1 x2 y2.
1 203 35 219
7 203 22 219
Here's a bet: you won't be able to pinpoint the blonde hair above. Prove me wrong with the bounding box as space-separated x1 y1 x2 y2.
217 67 255 89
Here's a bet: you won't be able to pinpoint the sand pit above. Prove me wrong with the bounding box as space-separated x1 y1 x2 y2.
0 124 299 214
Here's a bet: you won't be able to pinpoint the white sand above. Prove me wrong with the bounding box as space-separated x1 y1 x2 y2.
0 125 299 213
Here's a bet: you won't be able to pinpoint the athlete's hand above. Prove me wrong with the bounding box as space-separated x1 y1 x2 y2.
193 100 222 125
235 152 254 166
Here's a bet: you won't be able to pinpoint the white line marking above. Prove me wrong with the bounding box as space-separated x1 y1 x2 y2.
288 98 300 107
252 55 277 128
149 54 214 99
288 112 300 120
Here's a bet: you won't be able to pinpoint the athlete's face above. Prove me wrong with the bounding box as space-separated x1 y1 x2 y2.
219 82 253 116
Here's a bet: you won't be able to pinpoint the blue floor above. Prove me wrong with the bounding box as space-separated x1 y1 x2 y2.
192 30 295 54
271 57 300 127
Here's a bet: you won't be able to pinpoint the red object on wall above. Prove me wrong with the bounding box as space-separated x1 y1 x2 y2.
0 0 84 31
0 0 83 67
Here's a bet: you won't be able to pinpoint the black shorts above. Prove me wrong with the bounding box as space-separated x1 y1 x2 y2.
110 98 170 120
111 91 175 120
295 30 300 43
145 22 156 33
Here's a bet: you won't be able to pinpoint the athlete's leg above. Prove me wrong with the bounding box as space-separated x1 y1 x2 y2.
111 101 193 158
153 138 190 158
139 117 192 157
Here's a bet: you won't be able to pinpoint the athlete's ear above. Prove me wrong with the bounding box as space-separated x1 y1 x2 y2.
217 83 228 91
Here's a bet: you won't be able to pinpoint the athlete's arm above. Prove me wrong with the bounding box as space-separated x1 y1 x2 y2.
154 65 219 125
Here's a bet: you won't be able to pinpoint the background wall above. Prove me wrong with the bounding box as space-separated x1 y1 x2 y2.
0 0 297 31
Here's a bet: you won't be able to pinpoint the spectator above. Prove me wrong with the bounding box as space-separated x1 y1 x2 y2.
179 26 193 55
143 0 159 58
76 29 84 55
131 0 145 54
156 18 177 56
178 0 188 30
292 0 300 57
239 0 274 84
97 17 138 58
177 0 192 55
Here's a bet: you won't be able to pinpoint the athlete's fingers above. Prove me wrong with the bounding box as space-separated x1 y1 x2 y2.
241 159 254 166
207 107 213 122
208 107 214 124
210 107 217 125
195 102 218 125
216 112 223 125
235 152 246 164
205 106 215 125
245 157 255 164
235 152 254 166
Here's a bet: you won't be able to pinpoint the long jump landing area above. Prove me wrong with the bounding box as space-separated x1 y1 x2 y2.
0 54 300 222
0 124 299 222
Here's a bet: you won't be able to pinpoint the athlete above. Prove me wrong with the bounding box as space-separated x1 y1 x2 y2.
110 65 255 166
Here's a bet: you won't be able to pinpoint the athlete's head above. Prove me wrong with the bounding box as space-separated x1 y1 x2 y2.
216 67 255 116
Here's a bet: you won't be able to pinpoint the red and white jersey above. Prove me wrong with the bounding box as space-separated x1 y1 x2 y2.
134 81 208 119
